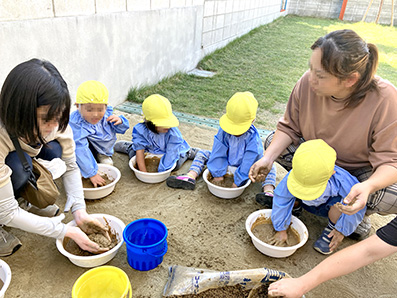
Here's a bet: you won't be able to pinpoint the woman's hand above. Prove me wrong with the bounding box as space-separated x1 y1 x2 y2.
249 156 273 183
329 229 344 252
337 182 371 215
89 173 106 187
268 278 305 298
269 230 288 246
65 226 109 254
73 209 110 241
107 115 122 125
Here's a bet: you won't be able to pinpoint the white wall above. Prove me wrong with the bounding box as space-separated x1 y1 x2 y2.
0 0 286 106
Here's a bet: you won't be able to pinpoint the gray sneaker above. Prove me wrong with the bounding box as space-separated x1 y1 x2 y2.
349 215 371 240
0 227 22 257
18 198 60 217
97 153 114 165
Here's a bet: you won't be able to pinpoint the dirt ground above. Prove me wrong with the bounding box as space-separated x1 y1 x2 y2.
3 111 397 298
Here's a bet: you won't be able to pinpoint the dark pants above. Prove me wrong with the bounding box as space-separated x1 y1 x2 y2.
5 140 62 197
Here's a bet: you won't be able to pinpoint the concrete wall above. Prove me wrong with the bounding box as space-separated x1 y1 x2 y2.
287 0 397 25
0 0 286 106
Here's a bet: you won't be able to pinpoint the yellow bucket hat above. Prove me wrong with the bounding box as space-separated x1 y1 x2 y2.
142 94 179 128
219 92 258 135
76 80 109 104
287 139 337 201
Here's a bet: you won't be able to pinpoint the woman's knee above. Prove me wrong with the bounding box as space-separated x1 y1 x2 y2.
5 151 32 196
37 140 62 160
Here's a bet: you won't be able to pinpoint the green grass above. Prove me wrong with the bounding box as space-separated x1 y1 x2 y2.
126 15 397 129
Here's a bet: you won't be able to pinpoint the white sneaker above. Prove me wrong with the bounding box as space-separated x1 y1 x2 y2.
18 198 60 217
97 154 114 165
0 227 22 257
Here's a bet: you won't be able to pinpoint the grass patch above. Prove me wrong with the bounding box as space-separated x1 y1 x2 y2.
126 15 397 129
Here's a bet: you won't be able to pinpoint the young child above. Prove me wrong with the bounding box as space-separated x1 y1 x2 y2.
166 91 277 191
114 94 198 173
70 80 129 187
270 139 367 255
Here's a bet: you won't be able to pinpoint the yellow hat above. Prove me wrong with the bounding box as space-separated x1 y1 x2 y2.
219 92 258 135
142 94 179 128
287 139 336 201
76 80 109 104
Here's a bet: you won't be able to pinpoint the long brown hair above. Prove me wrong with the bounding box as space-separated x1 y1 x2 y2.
311 29 379 108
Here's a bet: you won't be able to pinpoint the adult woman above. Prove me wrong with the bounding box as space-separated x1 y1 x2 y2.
0 59 109 256
249 29 397 241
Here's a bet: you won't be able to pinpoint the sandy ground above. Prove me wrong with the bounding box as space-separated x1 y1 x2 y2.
3 111 397 298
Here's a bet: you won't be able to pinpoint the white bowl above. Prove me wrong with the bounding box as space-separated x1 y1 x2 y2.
246 209 309 258
202 166 251 199
0 259 11 298
83 164 121 200
128 154 176 183
56 214 125 268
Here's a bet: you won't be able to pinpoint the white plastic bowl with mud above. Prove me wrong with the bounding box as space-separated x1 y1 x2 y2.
246 209 309 258
82 164 121 200
202 166 251 199
128 153 176 183
56 214 125 268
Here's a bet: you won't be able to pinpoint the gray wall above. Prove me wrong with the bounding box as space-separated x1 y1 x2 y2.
0 0 286 107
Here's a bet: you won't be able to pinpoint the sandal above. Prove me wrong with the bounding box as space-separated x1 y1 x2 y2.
255 191 274 208
166 175 196 190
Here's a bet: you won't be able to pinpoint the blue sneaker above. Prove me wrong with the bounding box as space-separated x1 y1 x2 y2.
313 227 333 255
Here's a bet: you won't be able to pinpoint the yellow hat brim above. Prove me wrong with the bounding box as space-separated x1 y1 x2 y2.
151 114 179 128
287 170 328 201
219 114 251 135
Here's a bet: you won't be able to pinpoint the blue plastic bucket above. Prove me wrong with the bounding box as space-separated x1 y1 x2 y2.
123 218 168 271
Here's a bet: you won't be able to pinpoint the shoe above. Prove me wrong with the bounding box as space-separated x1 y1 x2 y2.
348 216 371 240
292 202 303 217
313 227 333 255
18 198 60 217
166 175 196 190
97 154 113 165
186 148 199 159
114 141 133 155
0 227 22 257
255 192 274 208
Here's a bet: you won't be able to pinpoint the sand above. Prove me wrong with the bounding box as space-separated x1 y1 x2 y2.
3 111 397 297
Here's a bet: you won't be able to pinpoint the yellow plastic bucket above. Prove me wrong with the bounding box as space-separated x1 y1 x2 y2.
72 266 132 298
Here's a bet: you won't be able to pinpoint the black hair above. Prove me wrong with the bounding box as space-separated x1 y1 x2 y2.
311 29 379 108
0 58 71 144
144 120 158 134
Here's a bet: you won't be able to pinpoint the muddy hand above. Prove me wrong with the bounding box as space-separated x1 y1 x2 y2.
79 219 111 242
269 231 287 246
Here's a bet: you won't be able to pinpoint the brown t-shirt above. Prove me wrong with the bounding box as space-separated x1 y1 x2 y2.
277 71 397 171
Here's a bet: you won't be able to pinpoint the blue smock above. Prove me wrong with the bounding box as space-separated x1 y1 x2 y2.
132 123 190 172
70 106 129 178
271 165 367 236
207 125 263 187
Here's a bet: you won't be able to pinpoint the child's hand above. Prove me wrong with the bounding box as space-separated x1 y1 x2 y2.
329 229 344 252
232 183 238 188
212 177 224 183
90 173 106 187
269 230 288 246
107 115 122 125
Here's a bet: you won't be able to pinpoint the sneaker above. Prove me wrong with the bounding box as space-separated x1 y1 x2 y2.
18 198 60 217
292 202 303 217
255 192 274 208
114 141 133 155
0 227 22 257
97 154 113 165
348 216 371 240
186 148 199 159
313 226 333 255
166 175 196 190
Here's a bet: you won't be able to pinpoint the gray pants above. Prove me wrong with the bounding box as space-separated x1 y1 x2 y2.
264 131 397 215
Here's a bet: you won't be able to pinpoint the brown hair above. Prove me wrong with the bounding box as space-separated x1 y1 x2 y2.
311 29 379 108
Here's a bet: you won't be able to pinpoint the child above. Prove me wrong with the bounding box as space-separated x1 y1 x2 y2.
114 94 199 173
166 91 277 191
70 80 129 187
270 139 367 255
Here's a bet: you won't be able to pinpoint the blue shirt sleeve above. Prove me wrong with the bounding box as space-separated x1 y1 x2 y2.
158 128 190 172
107 106 130 134
234 127 263 186
69 111 98 178
207 129 229 178
132 123 151 151
271 173 296 231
